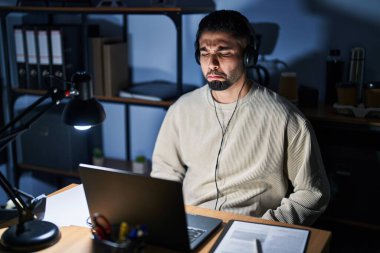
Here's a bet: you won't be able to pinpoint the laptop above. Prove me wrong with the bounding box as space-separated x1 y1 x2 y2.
78 164 222 251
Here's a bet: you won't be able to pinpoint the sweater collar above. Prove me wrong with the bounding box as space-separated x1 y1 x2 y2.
205 81 258 110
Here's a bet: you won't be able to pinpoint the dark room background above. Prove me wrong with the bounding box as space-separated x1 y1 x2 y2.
0 0 379 210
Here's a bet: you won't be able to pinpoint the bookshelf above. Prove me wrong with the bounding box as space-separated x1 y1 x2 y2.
0 5 212 182
18 157 150 178
13 87 174 107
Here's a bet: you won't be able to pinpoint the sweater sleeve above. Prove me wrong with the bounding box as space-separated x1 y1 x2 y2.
262 120 330 226
150 104 186 182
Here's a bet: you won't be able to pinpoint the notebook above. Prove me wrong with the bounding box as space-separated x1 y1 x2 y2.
78 164 222 251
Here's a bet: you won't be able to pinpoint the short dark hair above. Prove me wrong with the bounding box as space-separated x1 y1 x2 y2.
195 10 254 50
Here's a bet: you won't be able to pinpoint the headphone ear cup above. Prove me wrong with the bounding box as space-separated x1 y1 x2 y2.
195 49 200 65
243 43 258 68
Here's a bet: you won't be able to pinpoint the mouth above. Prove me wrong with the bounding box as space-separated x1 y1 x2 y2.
207 73 226 81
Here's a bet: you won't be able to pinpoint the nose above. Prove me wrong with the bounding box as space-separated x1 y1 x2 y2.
208 54 219 70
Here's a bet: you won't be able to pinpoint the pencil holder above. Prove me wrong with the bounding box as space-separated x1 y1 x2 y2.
92 223 147 253
92 237 146 253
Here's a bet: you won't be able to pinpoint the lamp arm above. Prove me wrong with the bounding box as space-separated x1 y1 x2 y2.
0 91 51 137
0 87 70 225
0 103 56 152
0 87 71 151
0 172 32 222
0 72 102 252
0 127 29 146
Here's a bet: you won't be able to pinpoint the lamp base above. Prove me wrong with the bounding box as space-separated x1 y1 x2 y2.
0 220 60 252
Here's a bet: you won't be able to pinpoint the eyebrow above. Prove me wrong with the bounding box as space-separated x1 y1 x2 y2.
199 46 234 52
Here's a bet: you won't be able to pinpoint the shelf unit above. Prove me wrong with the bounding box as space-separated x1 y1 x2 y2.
18 157 149 178
302 104 380 229
0 6 212 183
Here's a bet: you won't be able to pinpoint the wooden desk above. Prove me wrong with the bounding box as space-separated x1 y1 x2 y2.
1 185 331 253
185 206 331 253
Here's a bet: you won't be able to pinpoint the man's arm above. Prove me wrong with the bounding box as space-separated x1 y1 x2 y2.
262 120 330 226
151 105 186 182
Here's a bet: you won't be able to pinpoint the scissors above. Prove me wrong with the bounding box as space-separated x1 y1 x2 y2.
91 212 112 240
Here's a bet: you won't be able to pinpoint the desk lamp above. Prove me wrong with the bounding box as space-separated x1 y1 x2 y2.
0 71 106 252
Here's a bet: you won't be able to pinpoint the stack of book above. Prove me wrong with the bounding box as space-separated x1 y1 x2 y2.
88 37 128 97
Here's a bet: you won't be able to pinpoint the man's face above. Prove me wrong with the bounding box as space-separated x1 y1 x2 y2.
198 31 245 89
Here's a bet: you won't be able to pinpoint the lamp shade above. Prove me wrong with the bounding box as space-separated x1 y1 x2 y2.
63 98 105 127
62 72 106 127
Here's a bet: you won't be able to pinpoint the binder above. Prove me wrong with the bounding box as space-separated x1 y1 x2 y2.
13 26 28 88
102 41 128 97
50 28 64 82
37 28 51 89
25 27 39 89
50 26 83 88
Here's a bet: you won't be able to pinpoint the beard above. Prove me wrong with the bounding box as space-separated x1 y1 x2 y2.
207 80 232 91
205 69 243 91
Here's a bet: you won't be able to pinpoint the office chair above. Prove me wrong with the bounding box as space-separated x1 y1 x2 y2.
248 22 288 88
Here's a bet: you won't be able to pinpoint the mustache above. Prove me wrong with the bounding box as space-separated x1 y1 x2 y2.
207 71 226 77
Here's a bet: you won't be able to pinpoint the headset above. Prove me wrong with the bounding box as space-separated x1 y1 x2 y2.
194 19 258 68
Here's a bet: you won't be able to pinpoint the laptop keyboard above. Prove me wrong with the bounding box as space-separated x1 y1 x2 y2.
188 227 206 243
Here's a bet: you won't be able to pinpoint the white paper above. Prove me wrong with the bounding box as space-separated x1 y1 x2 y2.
43 184 90 228
213 220 309 253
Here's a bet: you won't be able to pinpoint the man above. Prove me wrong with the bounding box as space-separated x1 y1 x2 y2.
151 10 330 226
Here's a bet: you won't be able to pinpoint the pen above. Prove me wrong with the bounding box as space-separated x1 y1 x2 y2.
118 222 129 242
254 239 261 253
92 213 112 240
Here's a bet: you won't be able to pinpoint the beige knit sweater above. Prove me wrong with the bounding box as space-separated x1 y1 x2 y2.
151 83 330 226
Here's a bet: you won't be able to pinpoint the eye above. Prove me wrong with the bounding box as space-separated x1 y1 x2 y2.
219 51 232 57
200 52 209 57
